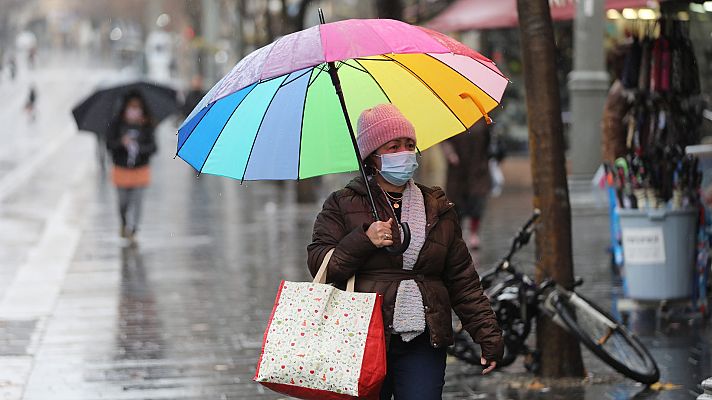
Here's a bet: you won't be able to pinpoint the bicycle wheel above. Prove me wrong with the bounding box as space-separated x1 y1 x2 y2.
552 291 660 384
448 327 522 368
448 329 481 365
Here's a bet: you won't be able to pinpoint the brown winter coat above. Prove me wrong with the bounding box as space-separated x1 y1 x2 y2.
307 176 504 361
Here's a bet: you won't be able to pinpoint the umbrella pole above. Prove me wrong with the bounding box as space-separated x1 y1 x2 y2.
320 9 410 255
325 61 380 222
318 10 378 221
325 58 412 255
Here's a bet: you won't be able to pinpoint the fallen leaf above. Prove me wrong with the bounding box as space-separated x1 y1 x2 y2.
650 382 682 391
527 380 547 390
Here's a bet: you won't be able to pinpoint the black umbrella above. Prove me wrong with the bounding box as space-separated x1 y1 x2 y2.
72 81 178 137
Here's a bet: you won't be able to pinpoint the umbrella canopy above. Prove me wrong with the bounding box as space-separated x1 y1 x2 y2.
177 18 508 181
73 81 178 137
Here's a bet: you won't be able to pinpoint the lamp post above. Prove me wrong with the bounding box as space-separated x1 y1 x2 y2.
568 0 609 179
201 0 219 86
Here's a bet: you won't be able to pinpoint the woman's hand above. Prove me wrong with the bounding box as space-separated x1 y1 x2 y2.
366 218 394 248
121 134 133 148
481 357 497 375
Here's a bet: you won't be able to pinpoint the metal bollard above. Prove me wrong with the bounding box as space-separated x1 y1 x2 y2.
699 378 712 400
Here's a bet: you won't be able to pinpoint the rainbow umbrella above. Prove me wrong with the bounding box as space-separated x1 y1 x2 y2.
177 15 508 252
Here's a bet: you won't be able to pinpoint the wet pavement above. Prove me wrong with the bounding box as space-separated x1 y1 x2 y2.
0 58 709 399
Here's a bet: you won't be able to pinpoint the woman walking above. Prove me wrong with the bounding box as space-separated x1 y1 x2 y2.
106 91 157 244
441 121 492 249
307 104 503 399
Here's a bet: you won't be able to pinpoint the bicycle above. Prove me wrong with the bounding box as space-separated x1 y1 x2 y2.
448 210 660 385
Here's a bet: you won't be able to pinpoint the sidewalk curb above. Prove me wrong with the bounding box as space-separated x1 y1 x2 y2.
0 123 75 203
0 193 80 319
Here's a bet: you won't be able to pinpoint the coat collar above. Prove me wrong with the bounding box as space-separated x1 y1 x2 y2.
345 176 454 221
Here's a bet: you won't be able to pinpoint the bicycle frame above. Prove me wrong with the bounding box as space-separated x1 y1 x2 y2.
453 209 577 367
480 208 542 316
449 210 660 383
542 286 618 340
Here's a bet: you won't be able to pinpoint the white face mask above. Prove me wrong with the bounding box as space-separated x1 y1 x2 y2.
376 151 419 186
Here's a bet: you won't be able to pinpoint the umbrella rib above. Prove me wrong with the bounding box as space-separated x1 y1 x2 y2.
339 60 369 74
449 53 508 81
296 68 316 181
258 36 283 82
240 81 286 183
307 64 327 88
380 54 468 131
281 68 313 88
196 85 257 174
354 57 393 62
416 27 509 81
176 101 215 156
363 21 394 59
352 59 392 103
424 53 502 106
257 74 287 85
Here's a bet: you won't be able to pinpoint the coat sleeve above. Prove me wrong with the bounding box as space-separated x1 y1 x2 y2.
139 126 157 156
307 192 377 284
105 119 123 151
442 210 504 362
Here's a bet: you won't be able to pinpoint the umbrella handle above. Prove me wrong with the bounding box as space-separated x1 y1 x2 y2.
385 221 411 255
460 92 492 125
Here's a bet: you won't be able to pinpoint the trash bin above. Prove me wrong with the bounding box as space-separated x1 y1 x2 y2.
619 208 697 300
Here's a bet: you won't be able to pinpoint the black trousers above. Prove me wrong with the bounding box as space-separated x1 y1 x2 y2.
379 332 447 400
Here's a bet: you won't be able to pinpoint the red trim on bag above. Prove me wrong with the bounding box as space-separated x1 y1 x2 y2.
254 280 286 381
260 382 361 400
357 294 387 399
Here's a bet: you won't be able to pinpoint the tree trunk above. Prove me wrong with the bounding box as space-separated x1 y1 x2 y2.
516 0 584 378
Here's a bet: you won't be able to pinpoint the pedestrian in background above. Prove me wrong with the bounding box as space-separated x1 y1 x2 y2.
0 48 4 82
27 46 36 69
8 54 16 81
602 44 631 164
441 120 492 249
24 84 37 122
106 91 157 244
181 74 206 119
307 104 503 400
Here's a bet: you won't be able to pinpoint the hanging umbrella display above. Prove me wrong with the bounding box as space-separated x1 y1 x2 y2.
73 81 178 138
177 13 508 253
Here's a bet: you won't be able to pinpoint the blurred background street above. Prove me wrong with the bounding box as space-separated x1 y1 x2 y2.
0 55 707 398
0 0 711 399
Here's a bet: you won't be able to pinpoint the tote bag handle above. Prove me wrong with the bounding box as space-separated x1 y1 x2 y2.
312 248 356 292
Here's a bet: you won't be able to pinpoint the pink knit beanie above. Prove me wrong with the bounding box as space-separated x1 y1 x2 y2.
356 104 416 159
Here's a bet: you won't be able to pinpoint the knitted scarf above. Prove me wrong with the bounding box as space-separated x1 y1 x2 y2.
391 180 427 342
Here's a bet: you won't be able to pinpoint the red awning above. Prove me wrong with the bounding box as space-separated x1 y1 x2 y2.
426 0 650 32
